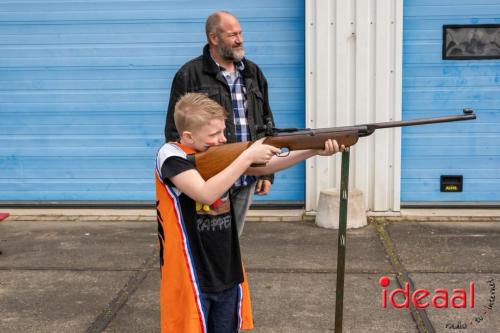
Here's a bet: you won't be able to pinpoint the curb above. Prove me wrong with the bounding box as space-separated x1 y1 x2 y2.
2 208 500 223
368 208 500 223
1 209 312 223
368 215 500 223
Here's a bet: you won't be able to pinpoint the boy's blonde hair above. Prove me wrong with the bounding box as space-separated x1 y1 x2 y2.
174 93 227 134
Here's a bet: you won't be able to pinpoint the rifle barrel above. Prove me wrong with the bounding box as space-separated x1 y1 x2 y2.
370 111 476 130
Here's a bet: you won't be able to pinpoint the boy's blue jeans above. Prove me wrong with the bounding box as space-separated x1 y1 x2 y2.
202 285 239 333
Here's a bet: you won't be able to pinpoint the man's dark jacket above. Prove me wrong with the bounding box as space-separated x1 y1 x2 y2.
164 44 275 182
165 44 275 142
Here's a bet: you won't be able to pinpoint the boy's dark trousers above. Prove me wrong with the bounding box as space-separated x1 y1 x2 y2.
201 285 239 333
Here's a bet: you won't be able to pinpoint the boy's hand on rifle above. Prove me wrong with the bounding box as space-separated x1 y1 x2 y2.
244 138 281 165
316 139 344 156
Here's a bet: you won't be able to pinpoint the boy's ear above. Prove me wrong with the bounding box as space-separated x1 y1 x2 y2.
181 131 194 143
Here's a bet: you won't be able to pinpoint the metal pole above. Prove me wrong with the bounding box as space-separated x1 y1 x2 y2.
334 149 350 333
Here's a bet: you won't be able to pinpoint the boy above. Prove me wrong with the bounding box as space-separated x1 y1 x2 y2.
156 93 342 333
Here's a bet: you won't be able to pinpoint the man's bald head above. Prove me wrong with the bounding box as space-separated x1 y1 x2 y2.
205 11 244 63
205 11 239 43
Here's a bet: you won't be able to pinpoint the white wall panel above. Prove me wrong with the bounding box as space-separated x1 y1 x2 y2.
306 0 403 211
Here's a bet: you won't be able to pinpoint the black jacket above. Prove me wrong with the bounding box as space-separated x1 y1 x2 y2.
164 44 275 182
165 44 275 143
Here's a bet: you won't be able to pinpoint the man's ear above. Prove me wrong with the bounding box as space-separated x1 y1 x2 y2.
208 32 218 46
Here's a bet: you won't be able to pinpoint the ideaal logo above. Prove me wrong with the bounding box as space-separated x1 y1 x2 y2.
378 276 496 330
378 276 474 309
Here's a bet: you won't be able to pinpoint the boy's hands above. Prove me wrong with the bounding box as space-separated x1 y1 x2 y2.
316 139 345 156
246 138 344 164
244 138 281 164
245 138 345 178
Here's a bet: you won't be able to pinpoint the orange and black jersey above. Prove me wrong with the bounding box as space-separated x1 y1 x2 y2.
155 142 253 332
157 143 243 292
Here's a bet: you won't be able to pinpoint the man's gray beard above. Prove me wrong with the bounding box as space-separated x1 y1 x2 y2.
218 44 245 62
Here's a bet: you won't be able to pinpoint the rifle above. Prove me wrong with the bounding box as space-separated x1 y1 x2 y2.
187 109 476 180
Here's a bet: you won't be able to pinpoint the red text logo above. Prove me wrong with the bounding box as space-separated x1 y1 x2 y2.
379 276 475 309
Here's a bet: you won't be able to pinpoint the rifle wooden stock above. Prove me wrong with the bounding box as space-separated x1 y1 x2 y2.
188 109 476 180
188 141 253 181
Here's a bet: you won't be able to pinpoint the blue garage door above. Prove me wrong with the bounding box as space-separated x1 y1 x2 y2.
402 0 500 204
0 1 305 203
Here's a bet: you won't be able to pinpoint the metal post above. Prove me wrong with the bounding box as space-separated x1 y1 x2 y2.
334 149 350 333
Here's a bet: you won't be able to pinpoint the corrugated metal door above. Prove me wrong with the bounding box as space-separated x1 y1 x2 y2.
0 1 305 203
402 0 500 204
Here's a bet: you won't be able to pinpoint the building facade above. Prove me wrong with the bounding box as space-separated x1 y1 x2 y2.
1 0 499 210
0 0 306 204
306 0 500 211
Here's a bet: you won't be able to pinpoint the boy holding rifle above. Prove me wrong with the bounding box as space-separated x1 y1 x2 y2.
156 92 343 333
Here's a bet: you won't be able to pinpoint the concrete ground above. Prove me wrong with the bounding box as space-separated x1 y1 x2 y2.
0 213 499 332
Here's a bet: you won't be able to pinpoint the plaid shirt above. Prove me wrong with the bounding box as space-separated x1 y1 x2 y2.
221 62 255 187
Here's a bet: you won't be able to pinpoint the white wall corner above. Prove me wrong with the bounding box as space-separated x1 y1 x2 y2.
305 0 401 212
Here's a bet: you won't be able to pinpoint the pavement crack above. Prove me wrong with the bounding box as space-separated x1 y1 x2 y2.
374 222 436 333
85 249 158 333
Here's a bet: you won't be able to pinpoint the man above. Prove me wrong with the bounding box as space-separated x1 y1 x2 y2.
165 11 275 236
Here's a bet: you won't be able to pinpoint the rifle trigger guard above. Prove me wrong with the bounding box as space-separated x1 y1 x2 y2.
276 147 290 157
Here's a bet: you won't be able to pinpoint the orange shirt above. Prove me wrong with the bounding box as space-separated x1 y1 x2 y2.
155 143 254 332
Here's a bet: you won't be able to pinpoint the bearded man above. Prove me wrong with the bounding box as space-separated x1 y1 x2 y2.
164 11 276 236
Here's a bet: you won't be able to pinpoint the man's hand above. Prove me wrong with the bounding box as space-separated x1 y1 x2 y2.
255 179 272 195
